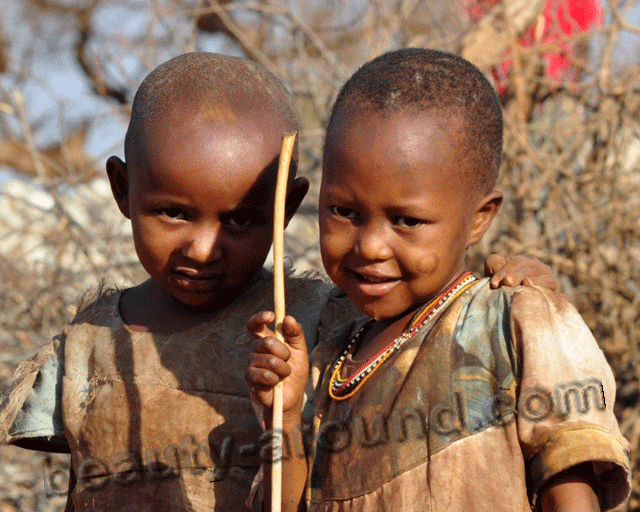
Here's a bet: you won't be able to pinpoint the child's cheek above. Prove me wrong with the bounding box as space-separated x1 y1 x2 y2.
416 254 438 275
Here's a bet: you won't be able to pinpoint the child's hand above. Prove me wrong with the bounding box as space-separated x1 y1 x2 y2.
484 253 558 291
246 312 309 419
246 313 311 512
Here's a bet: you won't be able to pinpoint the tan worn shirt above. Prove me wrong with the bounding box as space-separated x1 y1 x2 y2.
0 269 358 511
253 279 630 511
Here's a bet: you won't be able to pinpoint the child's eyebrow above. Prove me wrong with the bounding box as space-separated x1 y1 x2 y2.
320 187 355 200
385 200 434 211
226 202 271 213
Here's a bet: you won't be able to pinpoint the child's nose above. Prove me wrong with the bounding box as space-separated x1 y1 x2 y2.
181 222 223 263
354 221 393 261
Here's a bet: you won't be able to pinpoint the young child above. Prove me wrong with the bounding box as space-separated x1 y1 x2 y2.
246 48 631 512
0 52 320 512
0 52 554 512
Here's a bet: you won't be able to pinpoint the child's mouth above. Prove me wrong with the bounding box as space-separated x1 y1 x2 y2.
172 269 223 292
347 269 401 296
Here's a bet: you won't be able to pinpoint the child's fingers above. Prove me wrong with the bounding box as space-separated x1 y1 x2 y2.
486 254 521 288
281 315 307 354
484 253 508 281
487 254 556 290
245 343 292 407
490 275 516 289
247 352 292 382
247 310 276 339
244 365 278 407
246 316 309 412
522 275 559 291
506 255 551 285
491 271 558 291
251 336 291 361
490 254 558 291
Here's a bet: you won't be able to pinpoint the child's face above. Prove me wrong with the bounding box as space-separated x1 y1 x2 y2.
109 108 306 309
319 110 500 321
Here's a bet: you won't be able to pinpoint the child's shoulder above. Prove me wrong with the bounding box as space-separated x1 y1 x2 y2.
70 282 124 325
283 268 334 302
463 277 579 329
459 277 612 392
456 278 598 371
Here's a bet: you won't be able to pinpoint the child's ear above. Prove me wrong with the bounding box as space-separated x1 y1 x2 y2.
106 156 131 219
284 176 310 226
467 190 503 247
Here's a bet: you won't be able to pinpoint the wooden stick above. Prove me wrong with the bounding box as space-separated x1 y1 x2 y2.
271 131 297 512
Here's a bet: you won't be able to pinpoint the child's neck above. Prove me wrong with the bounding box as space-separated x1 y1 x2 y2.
120 273 263 333
352 307 417 362
352 271 475 362
119 280 208 332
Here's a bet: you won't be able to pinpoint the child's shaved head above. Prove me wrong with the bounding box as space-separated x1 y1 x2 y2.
125 52 298 166
107 52 310 311
327 48 503 191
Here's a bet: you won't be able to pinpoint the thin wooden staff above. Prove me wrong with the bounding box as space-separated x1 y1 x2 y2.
271 131 297 512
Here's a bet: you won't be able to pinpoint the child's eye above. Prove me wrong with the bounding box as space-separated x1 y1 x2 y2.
221 212 256 228
330 206 358 220
395 216 423 228
159 208 187 220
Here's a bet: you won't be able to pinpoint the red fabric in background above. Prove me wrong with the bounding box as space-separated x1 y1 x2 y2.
468 0 603 91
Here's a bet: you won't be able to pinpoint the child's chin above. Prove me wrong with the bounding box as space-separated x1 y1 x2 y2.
170 290 222 310
356 298 425 324
353 299 399 321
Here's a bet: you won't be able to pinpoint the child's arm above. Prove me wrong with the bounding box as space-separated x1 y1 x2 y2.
246 312 310 512
507 286 630 510
538 463 600 512
0 338 67 451
485 253 557 290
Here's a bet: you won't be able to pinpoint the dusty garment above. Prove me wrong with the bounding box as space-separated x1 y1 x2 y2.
0 269 358 511
257 278 630 511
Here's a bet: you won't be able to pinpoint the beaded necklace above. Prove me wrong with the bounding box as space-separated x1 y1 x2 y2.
328 271 477 401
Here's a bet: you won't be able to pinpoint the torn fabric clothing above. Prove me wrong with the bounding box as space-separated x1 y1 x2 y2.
1 270 358 511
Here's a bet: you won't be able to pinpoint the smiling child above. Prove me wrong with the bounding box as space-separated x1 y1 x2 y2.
246 48 630 512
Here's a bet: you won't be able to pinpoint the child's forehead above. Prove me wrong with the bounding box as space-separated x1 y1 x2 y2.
322 108 478 196
325 108 468 166
130 105 285 196
139 95 286 157
131 141 280 209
